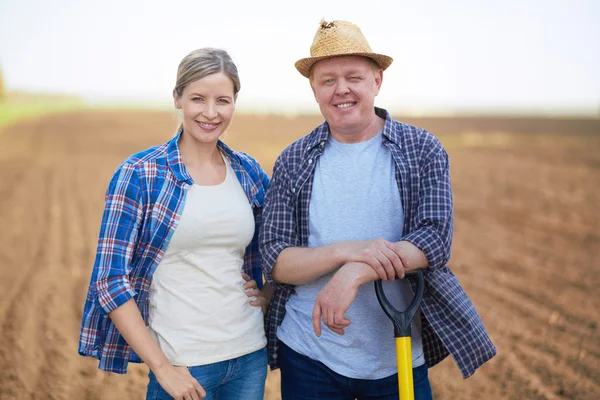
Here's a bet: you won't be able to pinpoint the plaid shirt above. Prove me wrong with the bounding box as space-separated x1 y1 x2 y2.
260 107 496 378
78 131 269 374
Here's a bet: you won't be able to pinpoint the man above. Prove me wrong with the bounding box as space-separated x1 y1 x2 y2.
260 19 496 399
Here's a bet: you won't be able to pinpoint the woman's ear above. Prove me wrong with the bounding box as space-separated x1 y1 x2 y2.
173 90 181 109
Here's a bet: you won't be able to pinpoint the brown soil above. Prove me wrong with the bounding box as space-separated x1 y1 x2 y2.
0 111 598 400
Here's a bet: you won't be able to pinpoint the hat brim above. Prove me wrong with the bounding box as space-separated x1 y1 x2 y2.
295 53 393 78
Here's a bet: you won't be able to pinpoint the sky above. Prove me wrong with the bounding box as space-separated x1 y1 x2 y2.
1 0 599 116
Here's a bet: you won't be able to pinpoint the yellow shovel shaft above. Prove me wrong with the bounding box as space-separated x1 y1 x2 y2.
396 336 413 400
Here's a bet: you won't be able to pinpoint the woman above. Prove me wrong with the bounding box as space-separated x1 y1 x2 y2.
78 48 272 400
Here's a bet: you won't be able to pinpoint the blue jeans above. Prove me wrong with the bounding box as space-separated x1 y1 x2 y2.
146 347 267 400
279 341 433 400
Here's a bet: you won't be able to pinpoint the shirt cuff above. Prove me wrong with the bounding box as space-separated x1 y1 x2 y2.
96 276 137 314
402 227 446 271
261 242 295 289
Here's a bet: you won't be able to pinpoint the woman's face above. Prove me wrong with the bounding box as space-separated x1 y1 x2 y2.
174 72 236 145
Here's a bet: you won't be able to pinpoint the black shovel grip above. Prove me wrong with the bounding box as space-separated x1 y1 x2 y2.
374 270 425 338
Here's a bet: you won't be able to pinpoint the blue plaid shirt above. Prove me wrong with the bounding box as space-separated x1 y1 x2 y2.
79 131 269 374
260 108 496 378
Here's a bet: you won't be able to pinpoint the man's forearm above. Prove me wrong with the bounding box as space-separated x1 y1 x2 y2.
272 243 347 285
394 240 429 271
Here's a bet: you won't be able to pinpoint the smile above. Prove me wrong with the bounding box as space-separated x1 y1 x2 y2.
196 121 220 130
335 103 355 109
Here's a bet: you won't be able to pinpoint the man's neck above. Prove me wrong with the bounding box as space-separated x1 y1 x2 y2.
329 114 385 144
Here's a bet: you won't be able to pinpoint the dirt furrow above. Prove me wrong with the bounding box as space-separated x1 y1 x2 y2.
62 159 112 399
31 162 82 399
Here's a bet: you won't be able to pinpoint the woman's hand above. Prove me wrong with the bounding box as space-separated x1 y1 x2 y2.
242 273 269 313
154 364 206 400
108 299 206 399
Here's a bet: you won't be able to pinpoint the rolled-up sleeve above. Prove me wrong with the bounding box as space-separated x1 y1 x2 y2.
93 163 144 314
259 154 299 287
402 137 454 271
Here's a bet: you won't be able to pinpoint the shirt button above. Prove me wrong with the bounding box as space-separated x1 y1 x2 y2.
308 159 313 164
320 141 325 146
291 188 296 193
273 353 278 359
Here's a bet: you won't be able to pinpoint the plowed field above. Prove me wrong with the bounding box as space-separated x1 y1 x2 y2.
0 111 598 399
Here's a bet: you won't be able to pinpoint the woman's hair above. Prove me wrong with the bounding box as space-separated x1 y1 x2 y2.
173 48 241 133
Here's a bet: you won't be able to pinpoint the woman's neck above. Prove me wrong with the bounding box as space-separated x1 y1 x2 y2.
178 136 222 168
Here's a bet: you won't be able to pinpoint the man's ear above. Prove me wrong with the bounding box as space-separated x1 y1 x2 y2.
374 69 383 96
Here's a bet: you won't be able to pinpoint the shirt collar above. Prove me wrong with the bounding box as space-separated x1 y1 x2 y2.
305 107 402 154
377 107 403 149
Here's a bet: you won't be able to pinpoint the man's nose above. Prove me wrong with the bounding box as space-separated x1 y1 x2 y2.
335 79 350 95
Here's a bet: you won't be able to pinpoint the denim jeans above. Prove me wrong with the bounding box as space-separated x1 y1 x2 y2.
146 347 267 400
279 341 433 400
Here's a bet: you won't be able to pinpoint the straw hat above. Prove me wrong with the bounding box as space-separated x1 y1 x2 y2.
295 19 393 78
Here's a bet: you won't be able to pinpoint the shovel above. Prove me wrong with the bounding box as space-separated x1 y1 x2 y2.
375 269 424 400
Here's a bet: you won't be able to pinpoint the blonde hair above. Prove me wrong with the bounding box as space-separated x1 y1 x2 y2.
173 48 241 133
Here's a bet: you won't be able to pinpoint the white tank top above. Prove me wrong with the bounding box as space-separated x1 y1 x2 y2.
148 158 266 366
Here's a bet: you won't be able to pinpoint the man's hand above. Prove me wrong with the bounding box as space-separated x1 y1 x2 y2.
385 240 429 274
336 239 405 281
154 364 206 400
312 262 377 336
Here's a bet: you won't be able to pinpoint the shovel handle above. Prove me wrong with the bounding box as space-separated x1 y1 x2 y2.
374 269 424 338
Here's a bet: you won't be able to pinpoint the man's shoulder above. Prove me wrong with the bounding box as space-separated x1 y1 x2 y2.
391 118 439 141
388 118 445 153
376 107 441 147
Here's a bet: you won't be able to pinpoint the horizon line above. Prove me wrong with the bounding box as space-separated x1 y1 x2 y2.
3 90 599 119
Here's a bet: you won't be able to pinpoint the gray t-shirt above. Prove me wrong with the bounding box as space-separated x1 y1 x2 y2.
277 131 425 379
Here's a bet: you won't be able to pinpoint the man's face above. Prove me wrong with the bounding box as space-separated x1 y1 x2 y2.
310 56 382 140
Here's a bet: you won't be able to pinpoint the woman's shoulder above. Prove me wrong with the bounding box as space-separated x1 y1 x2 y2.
122 141 170 167
107 141 172 190
233 150 261 170
227 148 270 191
219 141 264 174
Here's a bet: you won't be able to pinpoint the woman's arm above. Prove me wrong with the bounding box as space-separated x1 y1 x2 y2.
109 299 206 400
242 273 274 314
